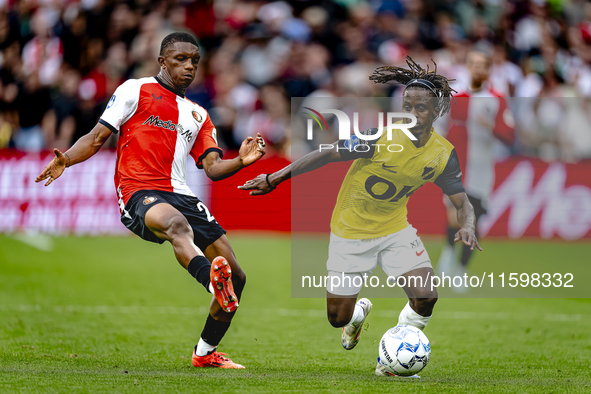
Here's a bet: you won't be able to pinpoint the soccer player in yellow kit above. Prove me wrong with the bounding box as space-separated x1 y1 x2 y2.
240 57 482 376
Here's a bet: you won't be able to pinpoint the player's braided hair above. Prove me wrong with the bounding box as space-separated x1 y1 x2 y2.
160 32 199 56
370 56 456 119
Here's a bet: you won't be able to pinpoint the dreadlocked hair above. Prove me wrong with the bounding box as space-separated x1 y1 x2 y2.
369 56 456 118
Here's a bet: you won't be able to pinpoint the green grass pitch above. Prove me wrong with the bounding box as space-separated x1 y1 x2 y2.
1 234 590 393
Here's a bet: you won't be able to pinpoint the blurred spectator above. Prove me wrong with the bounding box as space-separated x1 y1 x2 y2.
13 72 53 152
22 8 63 86
0 0 588 161
489 44 523 96
50 68 81 150
240 23 290 86
243 83 290 153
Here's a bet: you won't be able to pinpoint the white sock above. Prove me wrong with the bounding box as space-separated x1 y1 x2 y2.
398 302 431 331
347 303 365 327
208 282 215 294
196 338 216 357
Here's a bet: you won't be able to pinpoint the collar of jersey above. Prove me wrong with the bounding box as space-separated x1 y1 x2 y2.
154 76 185 98
409 126 435 150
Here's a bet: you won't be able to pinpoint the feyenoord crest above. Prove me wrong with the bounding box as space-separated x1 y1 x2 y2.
143 196 157 205
192 109 203 123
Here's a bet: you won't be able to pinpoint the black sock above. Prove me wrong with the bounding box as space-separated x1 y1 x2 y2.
188 255 211 291
200 314 231 347
446 227 457 246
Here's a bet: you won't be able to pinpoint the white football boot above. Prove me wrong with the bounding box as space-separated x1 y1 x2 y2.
375 359 421 378
341 298 372 350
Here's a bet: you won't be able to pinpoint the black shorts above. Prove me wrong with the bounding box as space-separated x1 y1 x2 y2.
467 194 487 221
121 189 226 251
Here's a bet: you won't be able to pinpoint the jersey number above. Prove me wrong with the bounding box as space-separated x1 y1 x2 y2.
197 202 216 222
364 176 416 202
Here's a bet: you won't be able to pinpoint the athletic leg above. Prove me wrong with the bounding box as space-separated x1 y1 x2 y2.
325 233 378 349
446 204 459 248
204 234 246 320
327 292 372 350
326 269 373 350
145 204 243 368
399 267 438 330
144 203 211 288
459 195 485 270
192 235 245 365
327 292 359 328
460 216 480 268
436 201 460 275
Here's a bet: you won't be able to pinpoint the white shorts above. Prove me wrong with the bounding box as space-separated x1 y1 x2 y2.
326 226 432 296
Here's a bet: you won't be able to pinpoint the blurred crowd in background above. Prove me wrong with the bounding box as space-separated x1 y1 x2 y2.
1 0 591 162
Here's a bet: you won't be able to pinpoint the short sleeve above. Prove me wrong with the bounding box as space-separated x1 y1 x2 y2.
190 113 223 169
338 128 377 161
99 80 141 134
434 149 465 196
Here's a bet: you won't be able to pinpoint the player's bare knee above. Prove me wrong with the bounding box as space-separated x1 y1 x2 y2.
414 286 438 302
165 215 193 240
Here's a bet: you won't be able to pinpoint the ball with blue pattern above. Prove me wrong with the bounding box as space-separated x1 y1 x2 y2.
377 325 431 376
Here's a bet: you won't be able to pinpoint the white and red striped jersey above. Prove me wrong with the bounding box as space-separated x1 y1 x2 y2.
446 84 514 202
99 76 222 208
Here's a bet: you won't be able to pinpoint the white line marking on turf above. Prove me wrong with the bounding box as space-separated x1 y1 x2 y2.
0 305 589 322
10 233 54 251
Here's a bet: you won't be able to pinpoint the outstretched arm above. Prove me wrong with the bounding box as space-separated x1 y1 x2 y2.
448 192 482 251
35 123 113 186
202 133 266 182
239 141 344 196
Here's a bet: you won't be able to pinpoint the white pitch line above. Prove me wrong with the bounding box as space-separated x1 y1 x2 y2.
10 233 54 252
0 304 589 322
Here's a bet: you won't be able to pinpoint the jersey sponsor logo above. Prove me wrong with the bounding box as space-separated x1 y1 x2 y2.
192 109 203 123
142 115 193 142
151 93 163 101
416 249 425 256
143 196 157 205
456 172 462 178
382 163 399 173
107 95 116 109
421 167 435 180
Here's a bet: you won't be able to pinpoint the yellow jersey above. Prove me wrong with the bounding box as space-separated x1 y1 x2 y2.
330 127 464 239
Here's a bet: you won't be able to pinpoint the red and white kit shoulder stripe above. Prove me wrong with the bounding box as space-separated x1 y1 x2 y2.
99 77 221 211
446 85 515 202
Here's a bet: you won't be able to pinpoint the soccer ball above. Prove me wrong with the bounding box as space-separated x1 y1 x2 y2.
376 325 431 376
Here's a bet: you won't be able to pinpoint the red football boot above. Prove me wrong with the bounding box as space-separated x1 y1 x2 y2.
210 256 239 313
192 347 245 369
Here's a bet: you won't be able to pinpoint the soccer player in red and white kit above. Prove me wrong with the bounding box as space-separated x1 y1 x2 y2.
437 50 514 282
35 32 265 369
